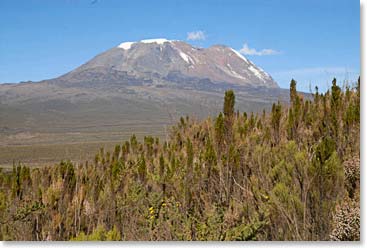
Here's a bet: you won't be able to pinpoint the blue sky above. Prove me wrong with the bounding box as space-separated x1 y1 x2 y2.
0 0 360 92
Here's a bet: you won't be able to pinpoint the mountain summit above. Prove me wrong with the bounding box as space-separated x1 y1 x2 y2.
57 38 278 89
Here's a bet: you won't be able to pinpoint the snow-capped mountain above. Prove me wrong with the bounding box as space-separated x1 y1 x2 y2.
57 38 278 89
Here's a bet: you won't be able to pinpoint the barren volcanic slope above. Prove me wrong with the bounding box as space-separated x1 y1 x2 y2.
0 39 288 166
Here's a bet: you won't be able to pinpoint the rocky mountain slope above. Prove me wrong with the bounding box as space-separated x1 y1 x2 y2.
56 38 278 89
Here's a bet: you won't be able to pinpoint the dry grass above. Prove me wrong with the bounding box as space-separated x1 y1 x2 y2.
0 131 166 168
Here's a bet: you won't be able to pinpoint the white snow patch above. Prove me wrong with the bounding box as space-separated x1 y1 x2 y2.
230 48 250 64
249 65 266 82
225 63 248 80
118 41 135 50
179 51 190 63
179 51 195 64
246 57 271 81
255 65 270 78
118 38 174 50
140 38 172 44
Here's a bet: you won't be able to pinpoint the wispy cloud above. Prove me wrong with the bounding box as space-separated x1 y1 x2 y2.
271 67 359 92
239 43 280 56
187 31 206 41
272 67 359 77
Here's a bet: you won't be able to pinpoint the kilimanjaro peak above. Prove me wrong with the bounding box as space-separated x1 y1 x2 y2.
56 39 278 89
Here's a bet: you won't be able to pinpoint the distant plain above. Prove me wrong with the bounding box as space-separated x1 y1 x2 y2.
0 86 289 167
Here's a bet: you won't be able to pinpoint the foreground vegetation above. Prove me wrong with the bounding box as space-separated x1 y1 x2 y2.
0 78 360 241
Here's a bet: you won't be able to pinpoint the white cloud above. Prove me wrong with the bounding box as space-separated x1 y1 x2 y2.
187 31 206 41
239 43 280 56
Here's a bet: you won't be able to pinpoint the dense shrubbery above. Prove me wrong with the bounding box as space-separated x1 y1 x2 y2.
0 78 360 240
